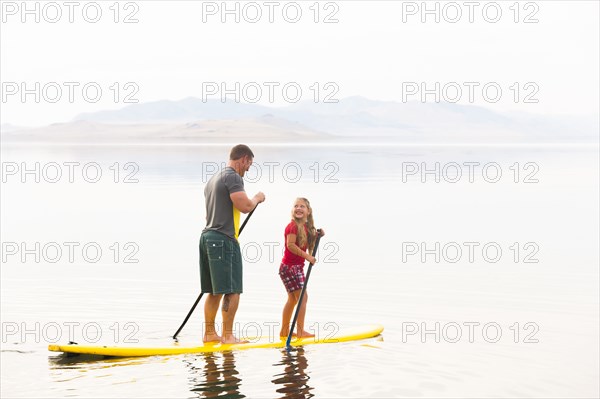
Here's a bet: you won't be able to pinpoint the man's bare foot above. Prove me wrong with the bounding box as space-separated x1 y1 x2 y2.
221 335 249 345
296 330 315 339
203 333 222 343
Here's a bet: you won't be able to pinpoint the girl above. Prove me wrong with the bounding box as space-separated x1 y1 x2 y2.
279 197 325 339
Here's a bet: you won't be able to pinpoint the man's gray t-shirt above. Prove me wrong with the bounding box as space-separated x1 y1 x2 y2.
203 167 245 240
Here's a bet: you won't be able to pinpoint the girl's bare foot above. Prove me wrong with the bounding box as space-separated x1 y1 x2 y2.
296 330 315 339
279 329 297 339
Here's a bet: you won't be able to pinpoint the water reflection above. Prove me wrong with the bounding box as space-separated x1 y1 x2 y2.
272 348 314 398
48 353 147 369
186 351 244 399
184 347 314 399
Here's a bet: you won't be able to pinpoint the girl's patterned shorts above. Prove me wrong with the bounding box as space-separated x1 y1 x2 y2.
279 263 305 293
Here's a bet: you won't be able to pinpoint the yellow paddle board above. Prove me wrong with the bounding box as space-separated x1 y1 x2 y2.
48 324 383 357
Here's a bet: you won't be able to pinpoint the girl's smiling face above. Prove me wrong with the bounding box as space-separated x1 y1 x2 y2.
293 200 310 221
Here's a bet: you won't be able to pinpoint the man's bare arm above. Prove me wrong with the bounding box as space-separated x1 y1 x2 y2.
230 191 265 214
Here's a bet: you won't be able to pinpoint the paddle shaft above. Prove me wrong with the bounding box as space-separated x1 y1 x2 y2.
286 231 322 349
172 205 258 340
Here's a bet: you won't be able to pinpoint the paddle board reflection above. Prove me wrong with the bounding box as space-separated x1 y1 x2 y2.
48 353 146 368
186 351 245 399
272 347 314 398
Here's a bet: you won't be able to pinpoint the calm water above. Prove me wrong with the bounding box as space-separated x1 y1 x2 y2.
1 143 599 398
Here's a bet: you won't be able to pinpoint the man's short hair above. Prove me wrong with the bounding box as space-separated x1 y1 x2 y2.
230 144 254 160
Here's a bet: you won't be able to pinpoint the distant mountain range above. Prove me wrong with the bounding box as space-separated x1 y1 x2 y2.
2 97 598 143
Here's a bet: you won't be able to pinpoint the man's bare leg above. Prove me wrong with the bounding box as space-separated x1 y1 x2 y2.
221 293 248 344
203 293 223 343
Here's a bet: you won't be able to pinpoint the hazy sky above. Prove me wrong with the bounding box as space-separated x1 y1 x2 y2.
1 0 598 126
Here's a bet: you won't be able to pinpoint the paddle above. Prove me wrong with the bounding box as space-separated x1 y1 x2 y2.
172 204 258 340
286 229 322 350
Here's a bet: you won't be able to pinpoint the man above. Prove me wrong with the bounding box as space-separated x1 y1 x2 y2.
200 144 266 344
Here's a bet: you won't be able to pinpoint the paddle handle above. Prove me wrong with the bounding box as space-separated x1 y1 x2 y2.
286 230 322 349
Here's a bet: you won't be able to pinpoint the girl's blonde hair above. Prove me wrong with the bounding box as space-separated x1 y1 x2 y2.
292 197 317 253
